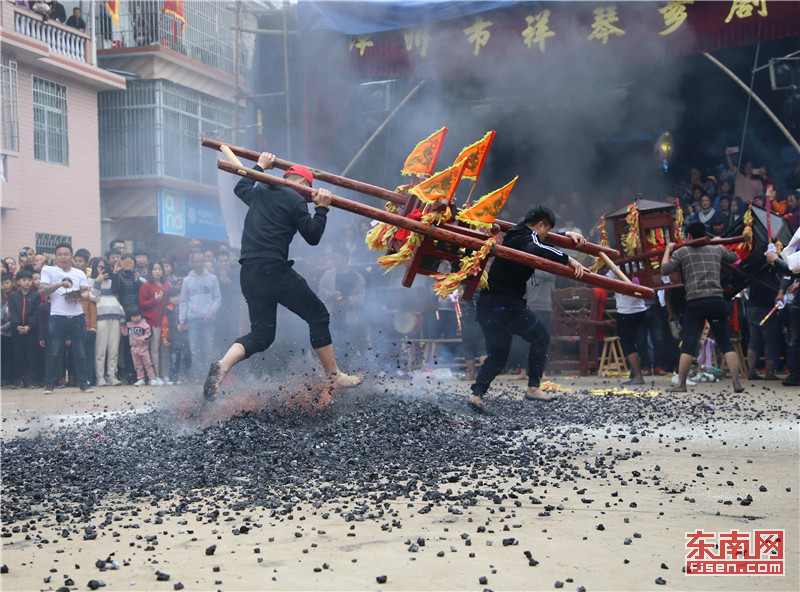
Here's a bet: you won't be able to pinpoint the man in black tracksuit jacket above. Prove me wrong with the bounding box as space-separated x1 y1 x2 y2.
469 206 589 413
203 152 362 400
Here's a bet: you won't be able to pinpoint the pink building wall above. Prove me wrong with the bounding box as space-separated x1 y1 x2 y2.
2 62 103 257
1 0 125 261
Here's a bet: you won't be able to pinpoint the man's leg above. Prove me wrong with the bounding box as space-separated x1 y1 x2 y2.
44 316 67 392
671 301 704 392
509 309 555 401
470 314 513 406
673 352 694 392
187 318 204 379
616 312 645 385
277 269 362 387
784 307 800 385
708 312 743 393
204 279 279 400
69 316 90 390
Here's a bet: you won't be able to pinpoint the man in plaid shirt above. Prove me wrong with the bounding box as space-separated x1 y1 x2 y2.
661 221 743 393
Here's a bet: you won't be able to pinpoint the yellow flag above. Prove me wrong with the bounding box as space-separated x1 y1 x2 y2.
456 176 517 229
453 131 495 181
401 127 448 177
409 159 467 204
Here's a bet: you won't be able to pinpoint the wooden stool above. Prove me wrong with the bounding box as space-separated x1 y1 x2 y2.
597 336 628 376
719 337 748 378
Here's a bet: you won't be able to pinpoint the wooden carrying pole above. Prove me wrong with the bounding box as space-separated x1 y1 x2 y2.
217 159 654 300
203 138 620 259
614 235 747 265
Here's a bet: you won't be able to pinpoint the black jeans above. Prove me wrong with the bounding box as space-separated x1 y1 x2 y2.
472 295 549 396
235 259 331 359
12 331 38 387
45 315 89 389
640 304 668 369
680 296 733 356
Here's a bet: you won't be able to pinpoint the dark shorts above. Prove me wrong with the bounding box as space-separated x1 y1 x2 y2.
680 296 733 356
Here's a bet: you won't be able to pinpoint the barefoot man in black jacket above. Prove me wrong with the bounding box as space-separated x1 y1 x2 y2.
203 152 362 400
469 206 589 413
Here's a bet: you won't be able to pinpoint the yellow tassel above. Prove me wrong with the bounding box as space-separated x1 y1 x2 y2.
674 205 684 243
432 236 496 297
365 201 400 251
377 232 423 271
622 204 641 257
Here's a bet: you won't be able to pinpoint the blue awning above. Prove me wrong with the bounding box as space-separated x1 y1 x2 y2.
296 0 522 35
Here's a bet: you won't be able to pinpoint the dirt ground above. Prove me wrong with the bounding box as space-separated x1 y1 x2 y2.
1 374 798 592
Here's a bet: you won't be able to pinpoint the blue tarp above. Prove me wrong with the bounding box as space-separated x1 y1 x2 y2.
296 0 522 35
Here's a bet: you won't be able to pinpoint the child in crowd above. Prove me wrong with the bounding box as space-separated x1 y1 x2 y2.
8 269 40 388
120 306 161 386
162 287 188 384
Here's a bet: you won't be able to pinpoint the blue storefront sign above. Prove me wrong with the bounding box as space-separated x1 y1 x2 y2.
158 189 227 241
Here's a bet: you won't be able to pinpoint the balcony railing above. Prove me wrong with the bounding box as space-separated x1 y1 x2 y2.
13 8 89 63
94 0 251 81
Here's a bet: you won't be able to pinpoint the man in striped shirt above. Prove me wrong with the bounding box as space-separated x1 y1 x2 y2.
661 221 743 393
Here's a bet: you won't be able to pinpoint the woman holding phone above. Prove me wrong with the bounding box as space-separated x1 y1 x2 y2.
88 257 124 386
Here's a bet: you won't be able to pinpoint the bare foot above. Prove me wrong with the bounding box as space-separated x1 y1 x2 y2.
467 395 492 414
732 378 744 393
525 387 557 402
669 385 688 392
623 378 645 385
203 361 224 401
511 373 528 381
330 372 364 388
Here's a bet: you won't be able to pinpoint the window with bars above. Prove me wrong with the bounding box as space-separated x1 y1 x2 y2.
36 232 72 255
98 79 233 186
33 76 68 165
1 56 19 152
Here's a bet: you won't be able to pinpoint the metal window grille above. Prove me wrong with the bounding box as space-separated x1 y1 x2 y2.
33 76 68 165
98 79 233 186
94 0 251 79
1 56 19 151
35 232 72 255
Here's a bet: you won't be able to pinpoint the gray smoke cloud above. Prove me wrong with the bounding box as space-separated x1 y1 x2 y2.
239 3 695 375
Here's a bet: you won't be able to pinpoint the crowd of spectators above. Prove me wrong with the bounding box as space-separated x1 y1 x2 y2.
1 238 242 391
2 147 799 391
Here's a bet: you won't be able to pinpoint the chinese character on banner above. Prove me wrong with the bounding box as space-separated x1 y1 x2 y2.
463 16 493 56
659 1 694 35
403 27 432 57
725 0 768 23
522 9 556 52
587 5 626 44
349 35 374 56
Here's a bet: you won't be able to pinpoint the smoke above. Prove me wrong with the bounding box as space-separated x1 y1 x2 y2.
306 3 689 227
236 3 697 377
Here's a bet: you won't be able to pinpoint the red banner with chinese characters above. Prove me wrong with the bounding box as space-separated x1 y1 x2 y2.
342 1 800 78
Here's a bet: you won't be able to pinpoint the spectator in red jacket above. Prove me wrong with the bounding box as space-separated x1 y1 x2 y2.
139 261 170 382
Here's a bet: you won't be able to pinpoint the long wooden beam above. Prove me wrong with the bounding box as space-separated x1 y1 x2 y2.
202 138 620 259
217 159 654 300
614 235 747 265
